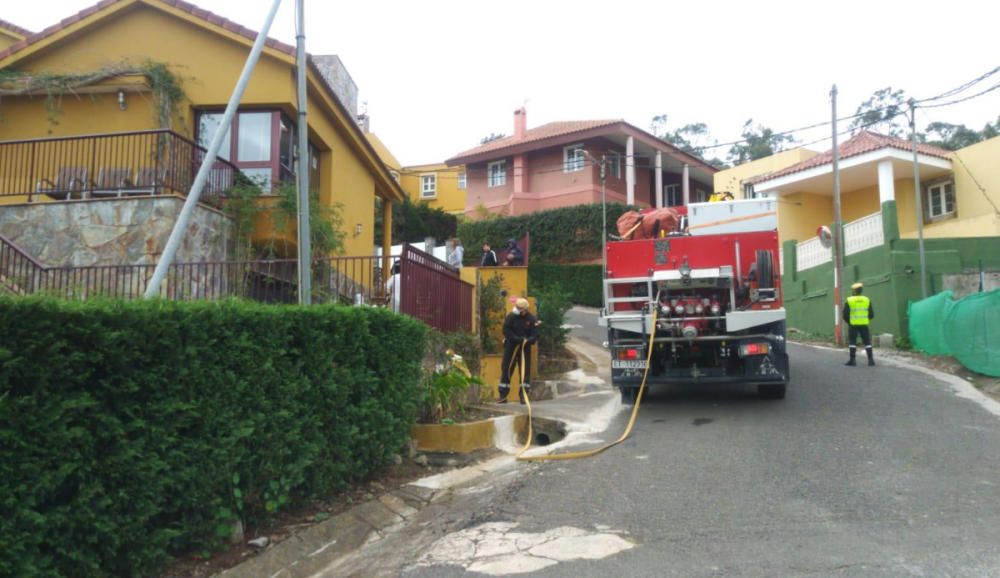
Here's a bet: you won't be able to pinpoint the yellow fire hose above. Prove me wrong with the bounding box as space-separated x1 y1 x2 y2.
509 305 660 462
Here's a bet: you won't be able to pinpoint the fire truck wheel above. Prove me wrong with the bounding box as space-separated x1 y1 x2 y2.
757 383 786 399
619 387 638 405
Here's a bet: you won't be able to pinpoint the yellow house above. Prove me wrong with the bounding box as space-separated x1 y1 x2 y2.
400 163 467 215
749 131 1000 246
0 19 31 51
714 148 819 200
0 0 404 259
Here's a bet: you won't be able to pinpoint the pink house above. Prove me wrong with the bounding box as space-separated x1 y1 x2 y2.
446 108 718 218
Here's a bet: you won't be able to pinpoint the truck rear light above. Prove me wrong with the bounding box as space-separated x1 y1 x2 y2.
674 305 685 315
695 304 704 314
710 303 721 315
618 348 640 360
740 342 770 356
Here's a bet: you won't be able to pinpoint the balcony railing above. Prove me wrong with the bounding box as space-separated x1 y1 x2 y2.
0 129 240 204
0 235 473 333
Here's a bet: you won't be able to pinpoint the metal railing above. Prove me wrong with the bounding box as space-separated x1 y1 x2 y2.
0 234 46 295
399 244 473 332
0 237 473 333
0 129 240 204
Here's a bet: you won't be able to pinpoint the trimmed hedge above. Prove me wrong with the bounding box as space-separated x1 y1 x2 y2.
529 263 603 307
458 203 634 264
0 297 426 577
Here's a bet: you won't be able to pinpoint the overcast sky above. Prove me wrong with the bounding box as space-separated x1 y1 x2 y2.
8 0 1000 166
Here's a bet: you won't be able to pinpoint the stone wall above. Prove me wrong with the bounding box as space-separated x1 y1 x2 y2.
0 196 233 267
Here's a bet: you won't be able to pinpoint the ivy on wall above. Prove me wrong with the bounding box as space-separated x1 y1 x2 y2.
457 203 635 264
0 60 185 130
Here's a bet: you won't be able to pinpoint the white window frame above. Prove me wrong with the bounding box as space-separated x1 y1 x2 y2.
563 143 585 173
742 182 755 199
488 160 506 187
926 180 956 220
420 173 437 198
458 172 467 189
664 183 681 207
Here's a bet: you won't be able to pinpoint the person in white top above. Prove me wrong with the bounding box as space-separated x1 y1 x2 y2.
447 238 464 270
385 261 401 312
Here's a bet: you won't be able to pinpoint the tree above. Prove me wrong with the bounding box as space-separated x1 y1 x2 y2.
727 119 797 165
923 116 1000 151
374 198 458 246
480 132 506 144
849 87 909 137
649 114 728 169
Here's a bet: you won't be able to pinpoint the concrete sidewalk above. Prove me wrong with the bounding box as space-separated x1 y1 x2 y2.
216 337 619 578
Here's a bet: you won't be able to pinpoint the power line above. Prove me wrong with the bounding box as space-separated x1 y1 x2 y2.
689 65 1000 153
916 106 999 215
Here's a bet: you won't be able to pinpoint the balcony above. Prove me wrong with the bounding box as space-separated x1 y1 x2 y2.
0 129 240 205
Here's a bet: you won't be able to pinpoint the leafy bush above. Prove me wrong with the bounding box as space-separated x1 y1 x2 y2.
529 263 603 307
0 296 426 577
535 284 573 355
478 275 506 354
375 198 458 246
457 203 634 264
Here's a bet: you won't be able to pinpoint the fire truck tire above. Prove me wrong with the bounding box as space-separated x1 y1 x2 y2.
755 249 774 289
757 383 786 399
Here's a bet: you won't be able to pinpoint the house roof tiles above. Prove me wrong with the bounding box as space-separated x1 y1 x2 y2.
753 131 952 184
0 0 298 62
449 119 623 162
0 19 33 39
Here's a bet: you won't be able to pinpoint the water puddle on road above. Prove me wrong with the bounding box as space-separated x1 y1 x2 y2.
411 521 634 575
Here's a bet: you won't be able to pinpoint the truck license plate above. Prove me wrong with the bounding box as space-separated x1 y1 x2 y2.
612 360 647 369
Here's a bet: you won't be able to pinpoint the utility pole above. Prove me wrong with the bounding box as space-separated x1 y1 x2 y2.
909 99 928 299
295 0 312 304
581 150 608 310
145 0 283 299
599 154 608 311
831 85 845 347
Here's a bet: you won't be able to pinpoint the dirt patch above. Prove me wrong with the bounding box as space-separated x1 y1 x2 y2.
160 453 474 578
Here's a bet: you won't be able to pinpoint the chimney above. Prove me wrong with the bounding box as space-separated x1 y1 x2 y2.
513 107 527 139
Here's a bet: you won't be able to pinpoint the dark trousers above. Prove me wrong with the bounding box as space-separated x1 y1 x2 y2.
847 325 873 359
847 325 872 348
500 340 532 385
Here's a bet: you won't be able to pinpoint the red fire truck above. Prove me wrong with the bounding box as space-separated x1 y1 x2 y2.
600 199 789 403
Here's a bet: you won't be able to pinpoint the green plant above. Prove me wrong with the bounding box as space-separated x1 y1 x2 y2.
0 296 426 577
529 263 602 307
535 284 573 354
219 174 265 261
269 183 346 257
374 197 458 246
420 366 482 423
0 60 187 130
457 203 635 264
478 275 506 354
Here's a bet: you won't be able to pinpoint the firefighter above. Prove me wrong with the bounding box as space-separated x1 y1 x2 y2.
843 282 875 366
497 298 538 404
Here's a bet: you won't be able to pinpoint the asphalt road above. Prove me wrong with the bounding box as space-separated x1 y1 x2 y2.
390 308 1000 577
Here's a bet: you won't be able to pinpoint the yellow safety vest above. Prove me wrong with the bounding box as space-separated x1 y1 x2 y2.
846 295 871 326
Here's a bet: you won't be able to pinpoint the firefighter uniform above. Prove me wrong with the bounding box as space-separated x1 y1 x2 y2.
498 298 538 404
843 282 875 366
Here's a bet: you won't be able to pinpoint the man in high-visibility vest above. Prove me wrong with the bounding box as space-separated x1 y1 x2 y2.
842 282 875 366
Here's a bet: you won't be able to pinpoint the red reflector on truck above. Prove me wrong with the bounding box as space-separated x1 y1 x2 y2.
740 342 769 356
618 348 640 360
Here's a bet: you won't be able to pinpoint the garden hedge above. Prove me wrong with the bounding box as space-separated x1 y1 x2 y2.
457 203 634 264
529 263 603 307
0 297 426 577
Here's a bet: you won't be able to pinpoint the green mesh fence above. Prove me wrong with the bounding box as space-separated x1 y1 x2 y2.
908 289 1000 377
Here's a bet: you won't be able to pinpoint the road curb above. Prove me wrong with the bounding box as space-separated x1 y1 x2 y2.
792 341 1000 418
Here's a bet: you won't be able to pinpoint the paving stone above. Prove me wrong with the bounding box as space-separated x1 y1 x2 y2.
378 493 419 519
349 499 404 531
